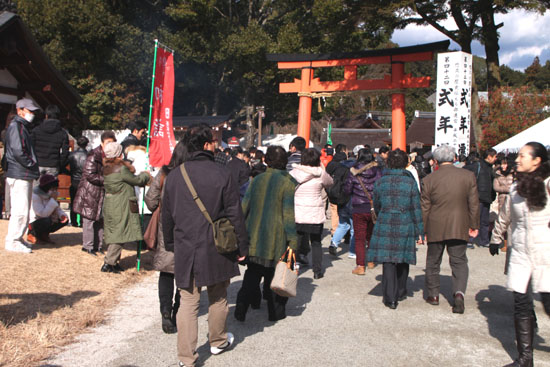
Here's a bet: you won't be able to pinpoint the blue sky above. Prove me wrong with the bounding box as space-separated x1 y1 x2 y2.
391 9 550 71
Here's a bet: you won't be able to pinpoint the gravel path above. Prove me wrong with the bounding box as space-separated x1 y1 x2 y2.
44 234 550 367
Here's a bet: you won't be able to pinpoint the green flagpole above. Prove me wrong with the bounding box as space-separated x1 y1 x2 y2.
327 123 333 145
137 39 159 272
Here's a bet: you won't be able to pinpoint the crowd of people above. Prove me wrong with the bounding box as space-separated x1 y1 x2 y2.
2 98 549 367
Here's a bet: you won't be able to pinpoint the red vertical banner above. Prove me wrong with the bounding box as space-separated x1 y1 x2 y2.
149 47 176 167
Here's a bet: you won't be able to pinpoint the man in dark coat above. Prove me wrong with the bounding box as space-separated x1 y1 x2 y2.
73 131 116 256
162 123 248 367
4 98 41 253
120 120 147 155
31 104 69 177
421 144 480 314
226 146 250 193
464 148 497 247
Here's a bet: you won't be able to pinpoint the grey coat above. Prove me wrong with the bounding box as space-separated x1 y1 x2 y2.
144 170 174 273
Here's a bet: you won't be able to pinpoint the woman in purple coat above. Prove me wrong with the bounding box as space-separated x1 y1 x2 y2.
344 148 383 275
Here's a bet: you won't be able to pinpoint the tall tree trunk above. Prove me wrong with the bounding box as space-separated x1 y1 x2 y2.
479 0 501 92
471 73 481 150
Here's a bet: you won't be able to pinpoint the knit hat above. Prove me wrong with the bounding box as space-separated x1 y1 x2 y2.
104 142 123 159
39 174 58 191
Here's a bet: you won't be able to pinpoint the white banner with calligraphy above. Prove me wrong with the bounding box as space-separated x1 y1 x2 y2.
434 51 472 157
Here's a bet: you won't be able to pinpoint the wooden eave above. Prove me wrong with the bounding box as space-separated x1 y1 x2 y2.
0 12 84 128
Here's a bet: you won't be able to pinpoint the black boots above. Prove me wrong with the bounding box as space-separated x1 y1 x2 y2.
160 294 179 334
505 315 534 367
161 306 177 334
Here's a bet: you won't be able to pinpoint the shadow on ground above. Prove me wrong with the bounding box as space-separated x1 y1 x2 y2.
476 285 550 359
0 290 99 326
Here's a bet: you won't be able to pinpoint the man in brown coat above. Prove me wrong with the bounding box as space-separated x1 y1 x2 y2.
421 144 480 314
162 123 249 367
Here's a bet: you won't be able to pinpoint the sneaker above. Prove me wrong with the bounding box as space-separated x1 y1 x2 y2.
211 332 234 355
328 244 338 256
348 253 356 259
5 241 32 253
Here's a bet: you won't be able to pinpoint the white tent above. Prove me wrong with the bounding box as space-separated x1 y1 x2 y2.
492 117 550 152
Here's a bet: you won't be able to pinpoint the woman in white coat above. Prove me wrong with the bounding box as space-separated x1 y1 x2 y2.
290 148 333 279
490 141 550 367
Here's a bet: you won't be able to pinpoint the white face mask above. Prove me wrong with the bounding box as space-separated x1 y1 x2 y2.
24 112 35 122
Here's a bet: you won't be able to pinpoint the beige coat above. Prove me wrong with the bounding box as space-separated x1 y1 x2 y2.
491 178 550 293
493 172 514 209
421 164 480 242
144 171 174 273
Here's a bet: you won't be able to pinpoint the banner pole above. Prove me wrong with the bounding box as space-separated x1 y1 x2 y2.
137 39 159 272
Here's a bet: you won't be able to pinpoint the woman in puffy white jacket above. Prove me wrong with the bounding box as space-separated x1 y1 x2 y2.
290 148 333 279
490 142 550 367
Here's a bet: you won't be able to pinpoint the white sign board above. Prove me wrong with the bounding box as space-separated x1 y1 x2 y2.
434 52 472 156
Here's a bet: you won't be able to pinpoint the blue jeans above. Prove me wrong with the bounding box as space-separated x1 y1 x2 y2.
332 208 355 254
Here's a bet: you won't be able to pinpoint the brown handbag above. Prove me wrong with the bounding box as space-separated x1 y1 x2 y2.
143 173 165 250
357 177 377 223
270 248 298 298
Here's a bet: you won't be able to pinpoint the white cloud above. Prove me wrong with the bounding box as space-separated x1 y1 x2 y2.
391 9 550 70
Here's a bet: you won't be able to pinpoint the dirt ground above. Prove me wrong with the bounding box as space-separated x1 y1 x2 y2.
0 220 154 367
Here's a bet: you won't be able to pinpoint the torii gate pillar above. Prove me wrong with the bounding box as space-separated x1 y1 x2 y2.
391 62 406 150
297 67 313 147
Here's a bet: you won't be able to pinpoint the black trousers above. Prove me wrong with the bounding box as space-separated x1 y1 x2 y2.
30 217 67 238
514 290 550 318
297 231 323 274
158 271 180 313
382 263 409 303
69 184 80 227
236 262 288 320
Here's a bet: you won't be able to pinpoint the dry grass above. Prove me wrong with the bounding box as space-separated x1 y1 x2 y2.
0 221 154 367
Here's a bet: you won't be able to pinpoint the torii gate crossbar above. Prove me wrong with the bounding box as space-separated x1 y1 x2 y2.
267 40 450 150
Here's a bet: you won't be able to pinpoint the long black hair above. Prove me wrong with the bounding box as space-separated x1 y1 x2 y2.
516 142 550 211
162 140 189 175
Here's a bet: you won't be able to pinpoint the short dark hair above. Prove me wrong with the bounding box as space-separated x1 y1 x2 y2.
101 131 116 142
387 149 409 169
250 163 267 177
335 144 347 153
231 146 244 157
482 148 497 159
223 148 231 155
184 123 213 153
254 150 264 160
265 146 288 170
76 136 89 149
301 148 321 167
127 120 147 132
379 146 390 154
356 148 374 164
289 136 306 152
45 104 60 119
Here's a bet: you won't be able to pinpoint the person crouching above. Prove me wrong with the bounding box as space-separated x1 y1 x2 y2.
101 142 151 273
28 174 68 244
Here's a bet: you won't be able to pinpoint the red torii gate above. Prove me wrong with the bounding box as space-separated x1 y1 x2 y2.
267 41 450 150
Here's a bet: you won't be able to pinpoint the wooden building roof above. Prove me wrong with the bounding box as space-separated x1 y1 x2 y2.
0 12 84 128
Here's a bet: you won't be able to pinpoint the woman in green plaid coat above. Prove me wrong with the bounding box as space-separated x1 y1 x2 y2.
367 149 423 310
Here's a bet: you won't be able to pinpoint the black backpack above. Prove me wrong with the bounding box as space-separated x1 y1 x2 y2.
327 165 351 206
